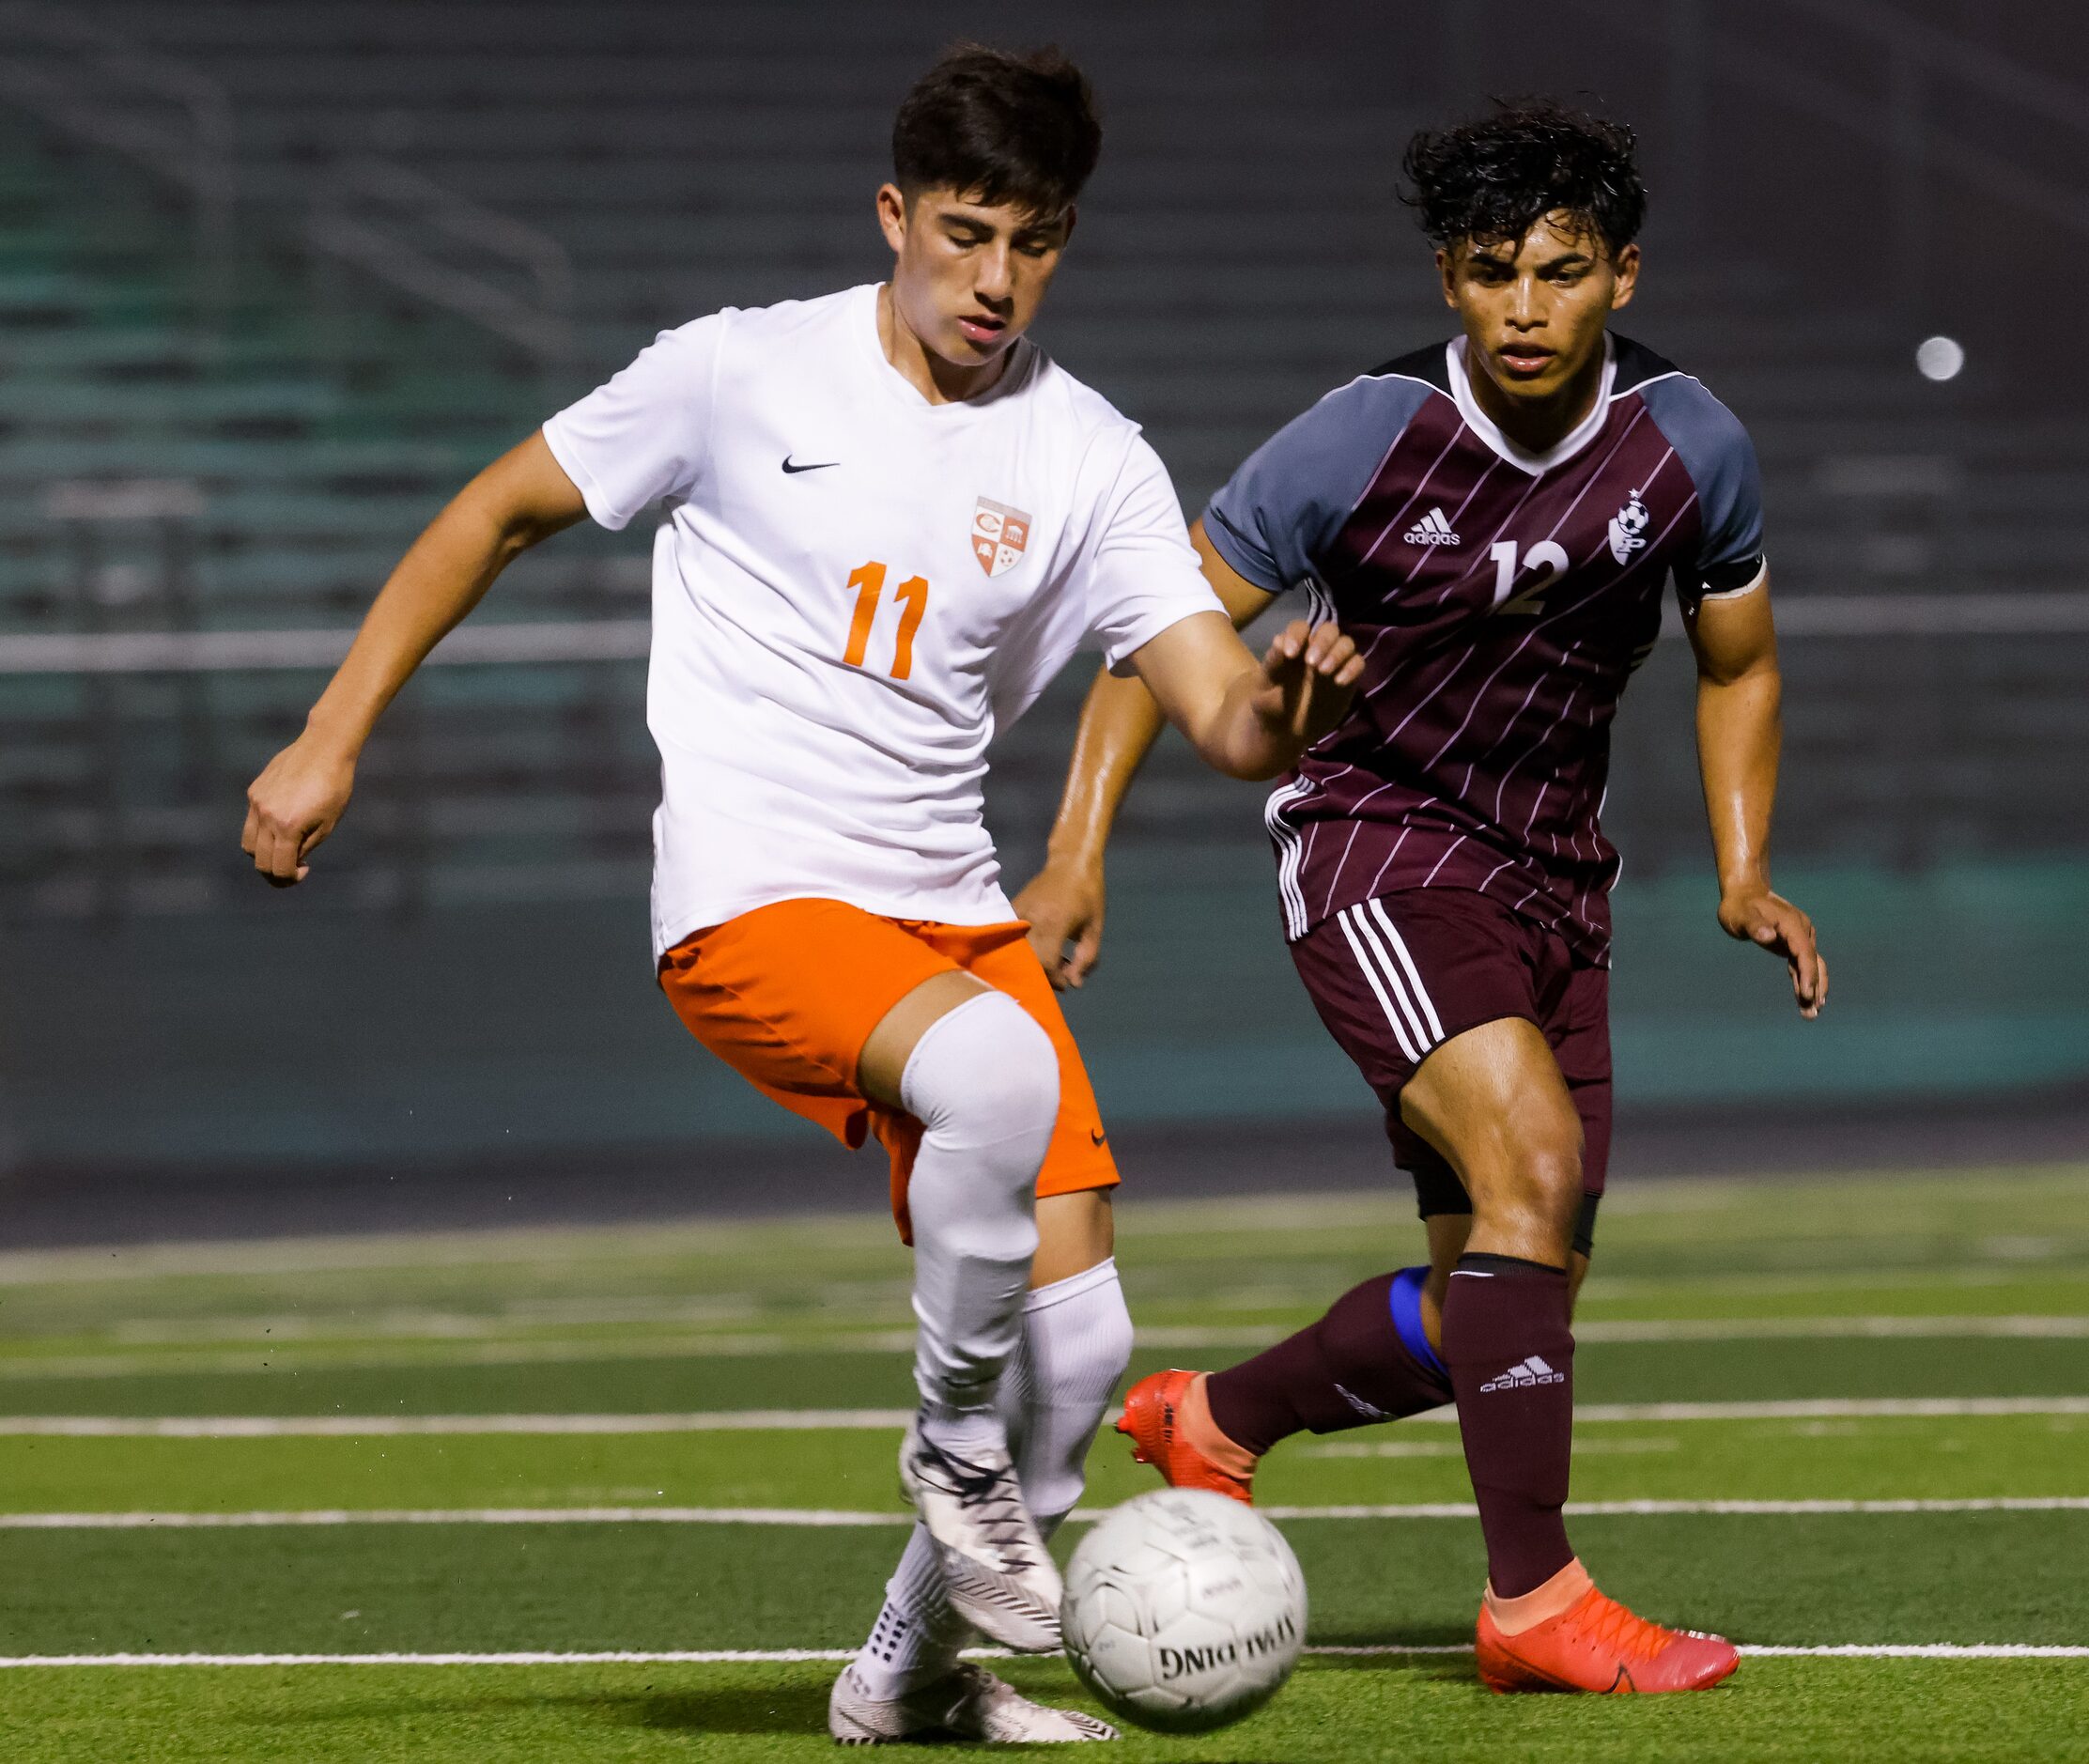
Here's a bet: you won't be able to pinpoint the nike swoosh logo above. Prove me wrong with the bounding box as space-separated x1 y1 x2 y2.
781 456 839 473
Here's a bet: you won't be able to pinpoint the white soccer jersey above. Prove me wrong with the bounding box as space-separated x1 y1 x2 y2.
542 284 1222 957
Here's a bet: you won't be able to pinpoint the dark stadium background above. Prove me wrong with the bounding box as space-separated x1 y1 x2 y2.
1 0 2084 1244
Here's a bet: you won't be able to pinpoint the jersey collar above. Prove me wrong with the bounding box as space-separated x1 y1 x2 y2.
1447 333 1617 476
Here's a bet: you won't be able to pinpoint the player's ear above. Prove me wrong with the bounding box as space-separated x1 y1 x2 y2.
1058 203 1078 250
1607 242 1641 311
876 183 910 255
1435 246 1458 307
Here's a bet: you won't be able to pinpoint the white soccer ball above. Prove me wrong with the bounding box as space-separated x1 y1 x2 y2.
1061 1488 1308 1733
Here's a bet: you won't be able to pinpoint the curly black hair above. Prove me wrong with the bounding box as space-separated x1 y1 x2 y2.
892 43 1102 220
1400 99 1646 257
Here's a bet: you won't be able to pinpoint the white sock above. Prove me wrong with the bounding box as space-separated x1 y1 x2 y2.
1001 1257 1136 1531
851 1523 955 1698
853 1258 1134 1697
899 991 1057 1439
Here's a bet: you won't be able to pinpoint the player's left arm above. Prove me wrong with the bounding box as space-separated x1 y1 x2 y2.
1684 571 1828 1018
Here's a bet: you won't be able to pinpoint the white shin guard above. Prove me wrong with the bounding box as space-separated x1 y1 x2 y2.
854 1258 1134 1696
900 991 1058 1430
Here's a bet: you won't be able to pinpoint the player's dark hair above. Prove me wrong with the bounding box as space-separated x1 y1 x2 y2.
891 42 1102 220
1400 98 1646 258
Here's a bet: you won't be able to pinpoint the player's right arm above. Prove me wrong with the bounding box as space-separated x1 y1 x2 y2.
1015 519 1276 988
240 434 587 884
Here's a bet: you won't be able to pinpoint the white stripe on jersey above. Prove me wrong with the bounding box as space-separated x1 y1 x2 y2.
1265 778 1314 939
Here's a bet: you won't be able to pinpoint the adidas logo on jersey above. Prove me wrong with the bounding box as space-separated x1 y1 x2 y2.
1403 507 1461 547
1479 1355 1565 1393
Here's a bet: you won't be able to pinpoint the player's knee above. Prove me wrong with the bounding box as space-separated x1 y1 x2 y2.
1467 1106 1583 1240
901 990 1060 1160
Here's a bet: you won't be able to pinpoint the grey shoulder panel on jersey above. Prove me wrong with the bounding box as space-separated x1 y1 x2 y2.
1204 372 1439 593
1635 372 1765 594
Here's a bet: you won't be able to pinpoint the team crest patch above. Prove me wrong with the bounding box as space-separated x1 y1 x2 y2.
1607 487 1651 565
971 496 1031 579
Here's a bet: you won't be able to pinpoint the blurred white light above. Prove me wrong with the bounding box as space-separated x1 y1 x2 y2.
1915 335 1965 381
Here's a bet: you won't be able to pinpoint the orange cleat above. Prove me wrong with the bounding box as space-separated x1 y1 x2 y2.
1115 1369 1255 1504
1475 1570 1740 1694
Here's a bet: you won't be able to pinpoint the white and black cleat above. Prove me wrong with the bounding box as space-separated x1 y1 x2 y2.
828 1662 1118 1745
899 1419 1063 1652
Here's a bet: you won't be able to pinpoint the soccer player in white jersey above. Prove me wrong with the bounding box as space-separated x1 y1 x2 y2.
241 45 1360 1745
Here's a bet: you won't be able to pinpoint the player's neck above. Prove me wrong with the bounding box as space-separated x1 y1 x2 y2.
877 283 1010 405
1457 336 1606 456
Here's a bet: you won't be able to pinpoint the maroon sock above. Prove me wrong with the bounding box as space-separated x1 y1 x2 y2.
1441 1252 1576 1599
1204 1272 1455 1458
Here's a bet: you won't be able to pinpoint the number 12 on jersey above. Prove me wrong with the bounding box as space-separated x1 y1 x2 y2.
843 562 931 680
1489 539 1567 616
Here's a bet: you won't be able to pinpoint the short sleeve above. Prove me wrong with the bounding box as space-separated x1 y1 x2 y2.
541 314 727 531
1640 378 1766 603
1080 435 1226 673
1203 376 1430 592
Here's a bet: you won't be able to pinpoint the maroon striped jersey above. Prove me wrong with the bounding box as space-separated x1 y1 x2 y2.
1204 333 1766 966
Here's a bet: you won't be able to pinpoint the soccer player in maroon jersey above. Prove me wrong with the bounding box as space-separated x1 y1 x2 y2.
1015 101 1827 1694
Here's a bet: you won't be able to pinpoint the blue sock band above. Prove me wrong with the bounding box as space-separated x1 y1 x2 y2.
1388 1265 1448 1384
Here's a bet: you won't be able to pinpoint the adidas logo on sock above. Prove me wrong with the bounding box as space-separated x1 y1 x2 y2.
1478 1354 1564 1393
1403 507 1462 547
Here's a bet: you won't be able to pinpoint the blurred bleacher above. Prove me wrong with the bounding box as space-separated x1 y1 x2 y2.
1 0 2084 1182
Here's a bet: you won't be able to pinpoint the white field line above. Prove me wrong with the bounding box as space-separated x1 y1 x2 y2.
0 1335 923 1381
5 1314 2083 1381
0 1643 2082 1669
0 1410 920 1437
8 1496 2088 1530
1145 1316 2089 1350
4 1396 2086 1437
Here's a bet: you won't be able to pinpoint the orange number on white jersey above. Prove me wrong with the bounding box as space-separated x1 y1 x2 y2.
890 575 929 680
844 561 886 667
842 561 933 679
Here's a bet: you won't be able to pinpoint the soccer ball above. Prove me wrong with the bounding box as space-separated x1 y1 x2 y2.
1060 1489 1308 1733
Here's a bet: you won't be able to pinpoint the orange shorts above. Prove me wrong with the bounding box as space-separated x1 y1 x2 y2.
658 897 1119 1240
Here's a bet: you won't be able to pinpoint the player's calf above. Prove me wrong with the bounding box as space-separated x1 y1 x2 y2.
1119 1269 1452 1500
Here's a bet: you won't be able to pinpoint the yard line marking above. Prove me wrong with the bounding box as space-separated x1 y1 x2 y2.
2 1397 2086 1436
1575 1315 2089 1342
6 1315 2083 1381
1524 1398 2089 1424
1261 1498 2089 1519
7 1497 2087 1530
0 1643 2083 1669
1735 1644 2089 1659
0 1411 917 1437
0 1508 918 1530
1139 1317 2089 1351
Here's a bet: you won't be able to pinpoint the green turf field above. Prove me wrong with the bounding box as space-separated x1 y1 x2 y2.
1 1167 2085 1760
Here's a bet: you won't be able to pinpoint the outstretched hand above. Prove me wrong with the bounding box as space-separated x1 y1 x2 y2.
1251 619 1364 750
241 732 357 886
1719 888 1827 1019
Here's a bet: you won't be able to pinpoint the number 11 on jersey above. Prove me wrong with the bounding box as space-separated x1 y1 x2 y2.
843 562 931 681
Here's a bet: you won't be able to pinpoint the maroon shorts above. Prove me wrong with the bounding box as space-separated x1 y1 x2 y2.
1290 888 1611 1248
